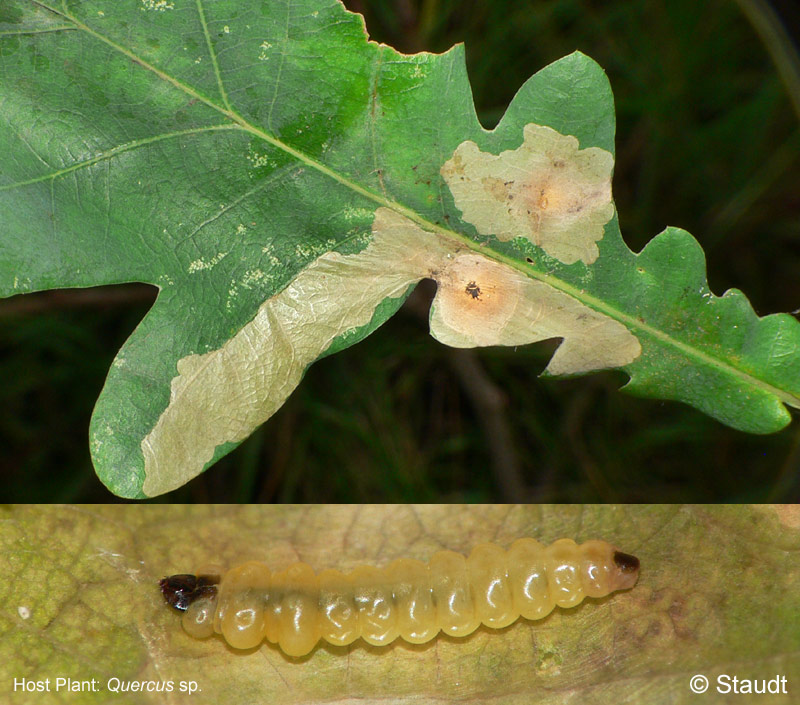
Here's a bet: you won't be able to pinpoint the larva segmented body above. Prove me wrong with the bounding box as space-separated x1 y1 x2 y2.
159 538 639 657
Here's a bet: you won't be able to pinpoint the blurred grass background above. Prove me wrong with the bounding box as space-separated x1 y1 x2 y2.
1 0 799 502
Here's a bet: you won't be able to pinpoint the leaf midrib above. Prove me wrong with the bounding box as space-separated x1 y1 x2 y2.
24 0 800 412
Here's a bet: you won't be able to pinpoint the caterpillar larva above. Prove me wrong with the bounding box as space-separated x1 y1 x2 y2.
159 538 639 657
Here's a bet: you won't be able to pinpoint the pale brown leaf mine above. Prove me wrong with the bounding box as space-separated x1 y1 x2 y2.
140 124 640 497
441 123 615 265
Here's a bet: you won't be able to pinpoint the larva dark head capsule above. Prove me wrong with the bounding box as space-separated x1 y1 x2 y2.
611 550 640 591
159 573 220 612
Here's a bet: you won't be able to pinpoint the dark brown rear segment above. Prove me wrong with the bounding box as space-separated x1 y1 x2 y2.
159 573 220 612
613 551 640 574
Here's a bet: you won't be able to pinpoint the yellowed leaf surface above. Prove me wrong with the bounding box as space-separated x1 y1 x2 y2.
1 505 798 705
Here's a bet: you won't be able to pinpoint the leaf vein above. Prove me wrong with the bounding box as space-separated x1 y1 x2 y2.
0 124 242 191
265 0 291 133
176 163 300 249
21 0 800 413
195 0 232 112
0 25 75 36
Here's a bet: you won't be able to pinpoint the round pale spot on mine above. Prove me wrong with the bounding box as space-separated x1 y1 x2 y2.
433 254 522 346
523 177 575 219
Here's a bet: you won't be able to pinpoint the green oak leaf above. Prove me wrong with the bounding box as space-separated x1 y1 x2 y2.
1 504 798 705
1 0 799 497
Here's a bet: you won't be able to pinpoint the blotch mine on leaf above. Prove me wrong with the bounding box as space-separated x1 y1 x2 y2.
140 208 452 496
140 207 639 497
427 244 641 372
441 123 615 265
430 253 525 347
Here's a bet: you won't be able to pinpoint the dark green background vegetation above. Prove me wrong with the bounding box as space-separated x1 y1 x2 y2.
2 0 799 502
